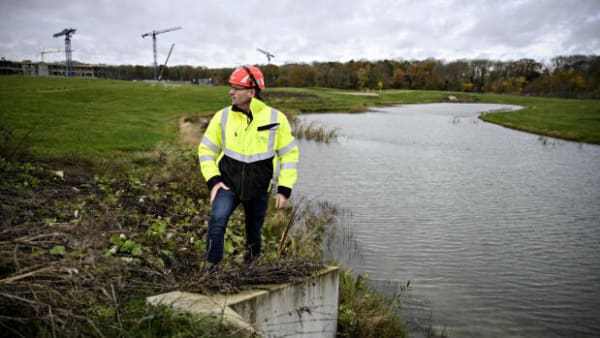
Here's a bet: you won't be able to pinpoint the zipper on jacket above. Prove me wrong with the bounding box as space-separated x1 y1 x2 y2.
240 161 247 199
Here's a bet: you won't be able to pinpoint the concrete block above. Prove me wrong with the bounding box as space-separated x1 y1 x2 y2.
147 266 339 338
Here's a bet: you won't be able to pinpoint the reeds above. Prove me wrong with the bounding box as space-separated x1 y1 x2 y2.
337 269 408 337
293 120 339 143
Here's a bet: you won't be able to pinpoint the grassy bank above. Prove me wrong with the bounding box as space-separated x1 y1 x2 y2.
1 77 226 160
477 95 600 144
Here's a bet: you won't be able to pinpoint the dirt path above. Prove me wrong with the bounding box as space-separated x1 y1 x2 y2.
178 114 209 147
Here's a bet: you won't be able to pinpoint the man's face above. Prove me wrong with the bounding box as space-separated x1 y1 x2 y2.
229 85 254 106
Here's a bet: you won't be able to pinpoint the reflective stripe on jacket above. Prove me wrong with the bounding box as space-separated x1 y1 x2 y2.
198 98 299 200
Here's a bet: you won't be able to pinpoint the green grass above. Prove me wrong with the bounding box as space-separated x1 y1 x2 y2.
0 77 229 159
1 77 599 165
264 87 382 112
477 95 600 144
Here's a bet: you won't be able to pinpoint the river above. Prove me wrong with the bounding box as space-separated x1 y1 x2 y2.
294 103 600 338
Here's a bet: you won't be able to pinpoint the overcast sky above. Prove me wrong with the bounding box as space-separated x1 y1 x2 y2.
1 0 599 68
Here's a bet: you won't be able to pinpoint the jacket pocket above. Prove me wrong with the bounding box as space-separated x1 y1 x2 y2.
257 123 279 131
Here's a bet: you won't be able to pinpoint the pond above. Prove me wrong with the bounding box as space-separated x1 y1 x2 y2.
294 103 600 337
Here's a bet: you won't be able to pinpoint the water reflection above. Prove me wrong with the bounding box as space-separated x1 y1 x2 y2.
295 103 600 338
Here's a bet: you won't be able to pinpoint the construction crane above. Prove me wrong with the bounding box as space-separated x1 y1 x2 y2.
142 26 182 81
158 44 175 81
53 28 76 77
257 48 275 63
39 49 62 62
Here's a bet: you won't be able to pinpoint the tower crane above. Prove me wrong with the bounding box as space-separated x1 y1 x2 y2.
257 48 275 63
53 28 76 77
39 49 63 62
142 26 182 81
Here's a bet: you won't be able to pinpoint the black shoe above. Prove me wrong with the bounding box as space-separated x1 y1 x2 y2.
243 252 260 266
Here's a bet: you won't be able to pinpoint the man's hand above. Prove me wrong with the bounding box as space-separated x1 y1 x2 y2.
210 182 230 205
275 193 288 209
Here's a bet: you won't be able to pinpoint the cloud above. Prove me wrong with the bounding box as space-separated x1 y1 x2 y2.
0 0 598 67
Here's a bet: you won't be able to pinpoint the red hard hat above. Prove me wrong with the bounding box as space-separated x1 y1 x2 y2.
229 66 265 90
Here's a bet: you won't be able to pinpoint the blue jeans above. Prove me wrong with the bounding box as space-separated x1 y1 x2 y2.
205 188 269 264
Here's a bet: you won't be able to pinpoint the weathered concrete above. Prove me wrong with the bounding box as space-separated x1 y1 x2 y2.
147 266 339 337
147 290 258 336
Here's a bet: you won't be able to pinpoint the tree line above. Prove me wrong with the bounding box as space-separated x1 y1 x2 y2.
99 55 600 99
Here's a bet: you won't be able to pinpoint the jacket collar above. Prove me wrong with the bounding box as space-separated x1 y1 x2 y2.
232 98 268 120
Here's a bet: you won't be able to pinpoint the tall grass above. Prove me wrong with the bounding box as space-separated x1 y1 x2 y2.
337 270 408 338
106 303 244 338
294 120 339 143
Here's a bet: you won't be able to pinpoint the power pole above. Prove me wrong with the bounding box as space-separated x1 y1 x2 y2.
142 26 182 81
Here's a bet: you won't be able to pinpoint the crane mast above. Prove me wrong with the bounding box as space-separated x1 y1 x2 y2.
53 28 76 77
158 44 175 81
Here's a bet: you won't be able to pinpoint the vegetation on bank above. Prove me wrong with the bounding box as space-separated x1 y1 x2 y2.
0 141 330 337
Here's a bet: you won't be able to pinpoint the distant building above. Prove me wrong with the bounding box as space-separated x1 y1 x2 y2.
0 59 106 77
191 78 217 85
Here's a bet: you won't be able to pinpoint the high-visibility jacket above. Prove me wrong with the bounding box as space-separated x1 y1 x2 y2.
198 98 299 201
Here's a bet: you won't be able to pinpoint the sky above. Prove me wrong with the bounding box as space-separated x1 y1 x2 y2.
1 0 599 68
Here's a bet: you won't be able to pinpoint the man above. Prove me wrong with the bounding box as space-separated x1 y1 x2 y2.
197 65 299 269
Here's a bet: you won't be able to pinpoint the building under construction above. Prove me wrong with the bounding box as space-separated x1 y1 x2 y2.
0 59 106 77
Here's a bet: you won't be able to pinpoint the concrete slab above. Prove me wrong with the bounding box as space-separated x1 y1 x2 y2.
147 266 339 338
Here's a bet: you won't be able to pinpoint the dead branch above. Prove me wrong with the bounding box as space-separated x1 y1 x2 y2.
0 265 58 285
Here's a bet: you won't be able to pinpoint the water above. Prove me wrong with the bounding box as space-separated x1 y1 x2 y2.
294 103 600 337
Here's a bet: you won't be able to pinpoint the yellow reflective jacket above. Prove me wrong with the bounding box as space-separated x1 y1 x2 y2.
198 98 299 200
